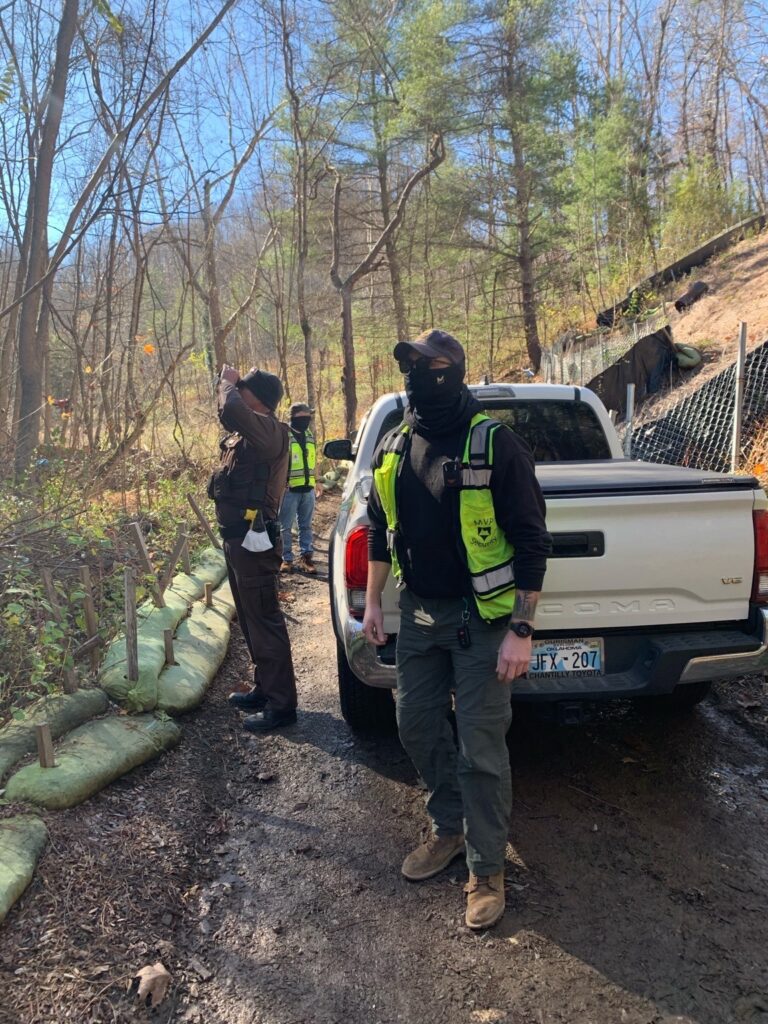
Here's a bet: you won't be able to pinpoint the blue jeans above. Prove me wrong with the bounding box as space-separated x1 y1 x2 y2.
279 489 315 562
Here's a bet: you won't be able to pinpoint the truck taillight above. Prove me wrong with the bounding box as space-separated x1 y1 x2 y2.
753 510 768 603
345 526 369 617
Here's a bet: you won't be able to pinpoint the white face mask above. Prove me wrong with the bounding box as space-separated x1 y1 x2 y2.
242 526 273 553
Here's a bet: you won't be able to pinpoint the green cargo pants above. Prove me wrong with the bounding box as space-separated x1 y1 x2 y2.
396 588 513 876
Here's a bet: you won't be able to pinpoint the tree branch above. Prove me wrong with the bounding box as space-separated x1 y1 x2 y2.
344 133 445 290
218 227 276 344
0 0 241 324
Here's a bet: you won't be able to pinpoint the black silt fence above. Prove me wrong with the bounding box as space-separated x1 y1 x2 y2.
629 339 768 470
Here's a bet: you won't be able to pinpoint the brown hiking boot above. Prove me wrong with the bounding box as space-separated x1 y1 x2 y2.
464 871 505 930
280 560 294 572
299 554 317 574
401 834 464 881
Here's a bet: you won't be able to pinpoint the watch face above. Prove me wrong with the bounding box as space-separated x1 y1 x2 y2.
511 621 533 638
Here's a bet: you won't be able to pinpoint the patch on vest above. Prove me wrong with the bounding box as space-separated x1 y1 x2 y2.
471 518 495 546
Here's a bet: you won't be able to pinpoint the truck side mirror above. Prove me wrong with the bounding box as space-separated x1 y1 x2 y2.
323 438 355 462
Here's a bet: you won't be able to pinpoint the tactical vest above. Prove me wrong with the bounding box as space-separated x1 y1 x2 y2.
288 429 316 489
373 414 516 621
208 433 270 515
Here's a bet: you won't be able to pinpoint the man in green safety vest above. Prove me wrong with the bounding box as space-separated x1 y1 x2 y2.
364 330 550 930
279 402 317 574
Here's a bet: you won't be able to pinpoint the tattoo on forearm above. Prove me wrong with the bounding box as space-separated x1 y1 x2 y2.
512 590 539 622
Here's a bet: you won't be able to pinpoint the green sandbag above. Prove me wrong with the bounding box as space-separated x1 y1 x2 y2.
4 714 180 810
157 583 236 714
99 588 190 712
674 343 703 369
0 689 110 782
0 816 47 924
100 547 227 712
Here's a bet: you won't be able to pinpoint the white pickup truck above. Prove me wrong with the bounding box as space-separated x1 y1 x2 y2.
324 383 768 732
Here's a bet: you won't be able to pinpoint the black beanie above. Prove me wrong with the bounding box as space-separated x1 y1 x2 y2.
238 369 283 411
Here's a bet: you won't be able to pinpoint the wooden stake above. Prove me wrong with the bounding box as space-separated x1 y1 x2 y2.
127 522 165 607
124 568 139 683
186 493 222 549
181 536 192 575
160 527 189 594
62 663 78 694
35 723 55 768
79 566 100 672
730 321 748 472
41 569 63 623
42 570 78 692
163 629 176 666
204 583 214 608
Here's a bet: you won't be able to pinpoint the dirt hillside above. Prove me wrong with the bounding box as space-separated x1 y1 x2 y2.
665 227 768 353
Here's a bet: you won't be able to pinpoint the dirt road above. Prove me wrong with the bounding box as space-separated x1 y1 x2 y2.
2 532 768 1024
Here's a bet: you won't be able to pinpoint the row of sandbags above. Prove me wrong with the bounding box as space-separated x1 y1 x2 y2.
0 550 235 924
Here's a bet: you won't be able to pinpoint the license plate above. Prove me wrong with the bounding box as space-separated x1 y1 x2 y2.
529 638 603 678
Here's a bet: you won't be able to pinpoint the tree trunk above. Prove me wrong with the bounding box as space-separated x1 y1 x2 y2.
329 136 444 436
375 149 409 342
510 134 542 373
203 180 227 368
340 286 357 437
297 251 316 409
0 265 24 450
14 0 79 477
281 4 316 409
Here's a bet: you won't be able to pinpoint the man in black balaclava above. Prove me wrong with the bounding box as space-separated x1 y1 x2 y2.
363 330 550 930
210 364 299 733
278 402 318 574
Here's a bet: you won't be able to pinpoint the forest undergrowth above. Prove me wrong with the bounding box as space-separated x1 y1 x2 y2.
0 433 215 723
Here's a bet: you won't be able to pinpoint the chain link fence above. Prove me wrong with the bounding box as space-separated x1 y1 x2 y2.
541 311 670 386
623 338 768 471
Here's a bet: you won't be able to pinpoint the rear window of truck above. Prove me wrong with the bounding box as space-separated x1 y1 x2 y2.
373 400 611 462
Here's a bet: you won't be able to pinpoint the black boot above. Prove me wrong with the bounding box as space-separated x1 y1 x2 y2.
228 687 268 711
242 707 297 733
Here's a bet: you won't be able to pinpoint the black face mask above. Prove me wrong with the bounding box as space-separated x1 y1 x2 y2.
403 360 479 437
291 416 311 432
404 360 463 410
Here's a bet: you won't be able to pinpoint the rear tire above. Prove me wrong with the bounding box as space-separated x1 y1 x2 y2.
337 639 397 734
640 681 712 713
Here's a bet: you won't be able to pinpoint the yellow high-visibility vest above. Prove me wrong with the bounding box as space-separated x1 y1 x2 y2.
373 414 516 621
288 429 316 489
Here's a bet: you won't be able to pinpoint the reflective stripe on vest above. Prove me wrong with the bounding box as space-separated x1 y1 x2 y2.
372 424 409 582
372 414 516 621
288 430 316 489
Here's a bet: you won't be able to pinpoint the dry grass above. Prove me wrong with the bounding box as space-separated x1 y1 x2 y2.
665 227 768 351
745 424 768 490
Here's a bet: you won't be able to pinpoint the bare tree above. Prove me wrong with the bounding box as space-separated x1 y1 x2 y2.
7 0 240 475
329 132 444 436
14 0 79 477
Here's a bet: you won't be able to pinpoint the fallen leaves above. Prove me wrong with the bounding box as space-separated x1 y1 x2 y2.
133 961 171 1008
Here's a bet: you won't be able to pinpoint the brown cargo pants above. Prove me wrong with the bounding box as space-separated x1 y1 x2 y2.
223 538 297 712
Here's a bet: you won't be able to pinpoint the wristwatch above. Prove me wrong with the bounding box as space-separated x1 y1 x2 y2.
509 621 534 639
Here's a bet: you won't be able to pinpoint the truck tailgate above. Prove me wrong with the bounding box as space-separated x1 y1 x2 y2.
536 461 757 631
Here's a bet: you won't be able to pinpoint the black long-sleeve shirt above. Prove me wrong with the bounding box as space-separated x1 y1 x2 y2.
367 422 550 599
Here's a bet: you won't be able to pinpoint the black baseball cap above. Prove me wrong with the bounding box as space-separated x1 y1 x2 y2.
238 369 284 410
289 402 314 417
393 329 465 366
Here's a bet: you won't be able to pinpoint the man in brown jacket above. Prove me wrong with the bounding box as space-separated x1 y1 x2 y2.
211 365 298 732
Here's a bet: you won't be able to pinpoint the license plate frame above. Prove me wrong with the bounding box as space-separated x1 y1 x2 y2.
528 637 604 678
